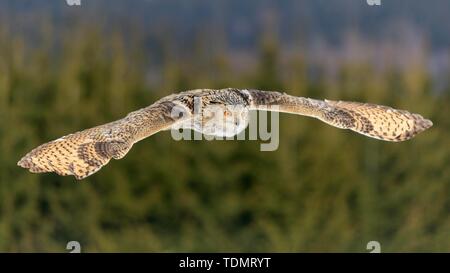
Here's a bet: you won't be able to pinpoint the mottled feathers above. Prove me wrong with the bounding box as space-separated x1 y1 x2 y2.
18 88 432 180
18 100 189 179
17 127 129 179
247 90 433 142
321 100 432 141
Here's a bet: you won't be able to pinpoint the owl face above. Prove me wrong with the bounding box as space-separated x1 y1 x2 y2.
198 104 250 137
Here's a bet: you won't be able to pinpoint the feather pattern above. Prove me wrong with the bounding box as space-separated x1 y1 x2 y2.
18 88 432 179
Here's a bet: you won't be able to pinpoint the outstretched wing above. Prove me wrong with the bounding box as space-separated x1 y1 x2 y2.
18 101 190 180
247 90 432 142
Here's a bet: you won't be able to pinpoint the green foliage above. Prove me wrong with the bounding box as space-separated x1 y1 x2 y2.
0 24 448 252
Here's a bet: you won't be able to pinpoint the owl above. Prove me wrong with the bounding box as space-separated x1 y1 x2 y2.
18 88 432 179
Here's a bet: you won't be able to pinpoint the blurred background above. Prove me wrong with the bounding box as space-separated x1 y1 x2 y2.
0 0 449 252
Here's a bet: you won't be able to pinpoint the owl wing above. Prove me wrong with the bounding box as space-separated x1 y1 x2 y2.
18 100 190 180
247 90 432 142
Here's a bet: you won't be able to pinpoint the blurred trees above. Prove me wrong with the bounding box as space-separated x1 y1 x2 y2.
0 22 448 252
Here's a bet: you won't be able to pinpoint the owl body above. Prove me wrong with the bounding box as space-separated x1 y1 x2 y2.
168 89 251 137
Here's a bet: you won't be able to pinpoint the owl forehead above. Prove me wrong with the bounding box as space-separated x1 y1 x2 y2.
203 103 248 114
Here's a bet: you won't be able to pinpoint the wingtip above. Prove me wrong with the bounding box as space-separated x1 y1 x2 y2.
399 115 433 142
17 156 30 169
17 155 45 174
415 115 433 132
424 118 433 129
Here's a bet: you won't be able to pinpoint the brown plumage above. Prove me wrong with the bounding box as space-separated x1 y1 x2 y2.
247 90 433 142
18 88 433 180
18 100 189 179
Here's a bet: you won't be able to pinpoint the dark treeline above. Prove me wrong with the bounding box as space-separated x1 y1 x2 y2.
0 21 448 252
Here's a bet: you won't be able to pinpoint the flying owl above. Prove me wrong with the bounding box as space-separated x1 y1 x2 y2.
18 88 433 180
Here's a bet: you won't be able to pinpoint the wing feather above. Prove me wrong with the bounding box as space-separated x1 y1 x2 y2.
18 101 190 179
247 89 432 142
